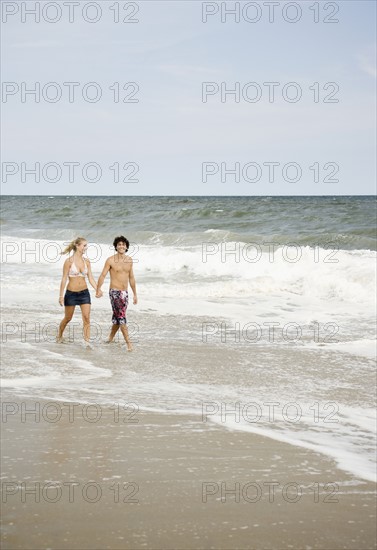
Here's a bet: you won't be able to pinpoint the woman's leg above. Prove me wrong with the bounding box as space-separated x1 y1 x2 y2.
58 306 75 341
80 303 91 343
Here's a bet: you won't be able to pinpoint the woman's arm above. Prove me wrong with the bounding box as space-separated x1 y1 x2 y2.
86 260 98 292
59 259 70 306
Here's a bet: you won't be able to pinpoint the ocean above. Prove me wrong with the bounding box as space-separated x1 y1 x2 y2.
1 195 376 483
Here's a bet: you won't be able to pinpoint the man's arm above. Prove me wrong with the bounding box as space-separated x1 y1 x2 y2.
129 259 138 305
96 258 111 297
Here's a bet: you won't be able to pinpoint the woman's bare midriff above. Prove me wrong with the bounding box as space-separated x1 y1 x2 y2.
67 277 88 292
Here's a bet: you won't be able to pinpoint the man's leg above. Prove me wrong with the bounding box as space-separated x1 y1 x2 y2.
108 289 121 343
120 324 133 351
108 289 130 346
106 324 120 343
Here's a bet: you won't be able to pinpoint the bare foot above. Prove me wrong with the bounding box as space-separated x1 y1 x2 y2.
82 342 93 350
122 343 133 352
56 336 64 343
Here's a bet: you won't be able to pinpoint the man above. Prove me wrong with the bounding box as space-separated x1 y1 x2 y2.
96 236 138 351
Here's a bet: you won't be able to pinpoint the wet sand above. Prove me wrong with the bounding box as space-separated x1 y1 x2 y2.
1 399 376 549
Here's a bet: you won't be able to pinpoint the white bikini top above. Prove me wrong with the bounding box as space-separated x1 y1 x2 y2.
69 257 88 278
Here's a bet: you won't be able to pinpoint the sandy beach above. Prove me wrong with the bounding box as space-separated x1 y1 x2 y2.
1 398 376 550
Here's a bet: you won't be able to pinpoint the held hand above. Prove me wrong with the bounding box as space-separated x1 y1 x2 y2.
96 290 103 298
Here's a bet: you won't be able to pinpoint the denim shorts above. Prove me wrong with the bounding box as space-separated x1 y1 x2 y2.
64 288 91 306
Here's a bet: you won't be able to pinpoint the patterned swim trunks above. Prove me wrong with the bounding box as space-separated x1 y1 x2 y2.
109 289 129 325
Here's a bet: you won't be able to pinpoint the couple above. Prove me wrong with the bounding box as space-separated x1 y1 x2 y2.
58 236 137 350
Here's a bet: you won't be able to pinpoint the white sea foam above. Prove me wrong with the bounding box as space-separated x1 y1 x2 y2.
208 414 377 483
1 233 376 483
1 236 376 317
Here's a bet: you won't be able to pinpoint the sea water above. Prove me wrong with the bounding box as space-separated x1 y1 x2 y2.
1 196 376 482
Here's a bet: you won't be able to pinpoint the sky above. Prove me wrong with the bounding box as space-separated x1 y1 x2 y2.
1 0 376 195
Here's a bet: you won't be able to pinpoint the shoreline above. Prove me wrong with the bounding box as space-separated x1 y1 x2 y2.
1 398 376 550
1 305 376 488
2 389 376 485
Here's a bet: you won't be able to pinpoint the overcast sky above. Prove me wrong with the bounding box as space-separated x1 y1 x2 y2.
1 0 376 195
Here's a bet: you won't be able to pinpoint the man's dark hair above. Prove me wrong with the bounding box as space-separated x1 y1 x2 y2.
113 236 130 251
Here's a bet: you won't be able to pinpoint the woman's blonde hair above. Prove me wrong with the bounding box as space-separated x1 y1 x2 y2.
61 237 86 255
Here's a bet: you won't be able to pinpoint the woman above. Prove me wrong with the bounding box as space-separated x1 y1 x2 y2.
57 237 99 346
